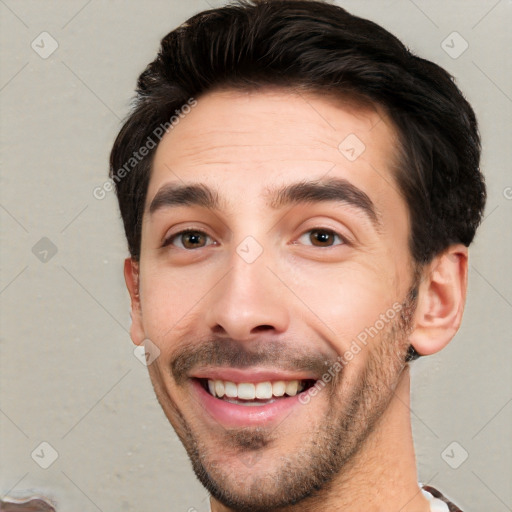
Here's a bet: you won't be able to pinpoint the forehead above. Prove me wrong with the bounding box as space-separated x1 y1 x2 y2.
148 88 402 214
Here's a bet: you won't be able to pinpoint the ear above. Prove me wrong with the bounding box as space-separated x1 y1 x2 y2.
124 258 145 346
409 244 468 356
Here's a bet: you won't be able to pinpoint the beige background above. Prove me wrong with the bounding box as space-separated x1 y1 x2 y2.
1 1 511 510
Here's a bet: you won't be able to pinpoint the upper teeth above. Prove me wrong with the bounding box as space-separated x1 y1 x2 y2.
207 379 304 399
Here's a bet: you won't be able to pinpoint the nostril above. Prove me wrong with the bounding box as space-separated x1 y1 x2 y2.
252 325 274 332
211 324 226 335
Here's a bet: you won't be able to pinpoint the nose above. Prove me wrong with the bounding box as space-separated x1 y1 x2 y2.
205 248 290 341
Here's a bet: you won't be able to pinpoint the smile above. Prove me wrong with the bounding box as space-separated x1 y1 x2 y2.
189 370 320 427
200 378 316 405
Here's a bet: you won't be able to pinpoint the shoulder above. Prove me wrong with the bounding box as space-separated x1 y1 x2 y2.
422 484 464 512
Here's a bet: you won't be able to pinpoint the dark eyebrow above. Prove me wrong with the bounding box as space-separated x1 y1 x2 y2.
148 183 221 214
148 177 380 228
265 177 380 227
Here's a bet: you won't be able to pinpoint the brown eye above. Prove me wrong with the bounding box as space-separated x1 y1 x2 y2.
164 230 213 249
298 229 344 247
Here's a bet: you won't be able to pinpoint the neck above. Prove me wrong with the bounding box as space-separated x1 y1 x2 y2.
211 366 431 512
313 366 431 511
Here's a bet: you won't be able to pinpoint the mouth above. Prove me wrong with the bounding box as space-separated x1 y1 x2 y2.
189 370 320 427
198 378 317 406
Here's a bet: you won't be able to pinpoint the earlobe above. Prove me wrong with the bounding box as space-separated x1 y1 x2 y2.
409 245 468 356
124 257 145 346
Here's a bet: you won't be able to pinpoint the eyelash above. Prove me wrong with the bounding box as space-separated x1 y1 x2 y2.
162 228 347 250
162 229 216 250
296 229 346 247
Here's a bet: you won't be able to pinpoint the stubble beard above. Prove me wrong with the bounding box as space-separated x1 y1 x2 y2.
149 288 417 512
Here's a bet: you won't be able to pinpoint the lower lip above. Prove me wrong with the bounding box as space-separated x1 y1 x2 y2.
191 379 309 428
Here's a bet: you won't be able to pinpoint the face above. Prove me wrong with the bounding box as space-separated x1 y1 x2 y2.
130 88 418 510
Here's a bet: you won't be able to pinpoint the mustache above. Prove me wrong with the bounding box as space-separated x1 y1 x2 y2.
169 284 420 387
171 337 337 386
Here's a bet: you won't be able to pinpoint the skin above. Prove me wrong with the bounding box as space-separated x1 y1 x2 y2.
124 88 468 511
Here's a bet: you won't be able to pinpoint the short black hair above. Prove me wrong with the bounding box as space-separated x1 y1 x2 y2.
110 0 486 263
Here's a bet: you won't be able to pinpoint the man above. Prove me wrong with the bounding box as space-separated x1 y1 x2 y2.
110 1 486 510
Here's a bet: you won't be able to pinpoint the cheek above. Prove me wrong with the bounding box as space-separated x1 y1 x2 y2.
283 258 401 347
138 263 215 345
